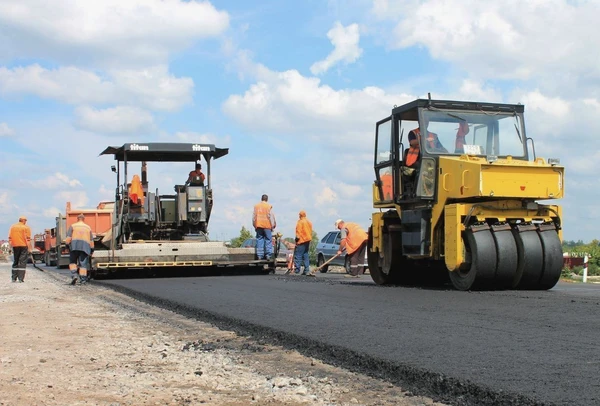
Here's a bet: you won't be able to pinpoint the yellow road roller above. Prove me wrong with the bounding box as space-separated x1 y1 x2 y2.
369 97 564 290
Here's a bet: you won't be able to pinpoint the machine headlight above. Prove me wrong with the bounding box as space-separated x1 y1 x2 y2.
548 158 560 166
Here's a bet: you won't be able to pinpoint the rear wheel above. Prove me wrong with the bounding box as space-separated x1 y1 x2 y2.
317 255 328 273
449 226 497 291
368 226 401 285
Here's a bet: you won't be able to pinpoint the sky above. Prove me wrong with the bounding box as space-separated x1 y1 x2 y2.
0 0 599 244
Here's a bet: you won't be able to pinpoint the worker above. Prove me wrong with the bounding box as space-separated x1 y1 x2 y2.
8 215 32 283
294 210 313 275
454 121 470 154
283 240 296 274
185 163 205 186
252 194 276 260
65 213 94 285
402 117 447 176
335 219 368 278
129 174 144 205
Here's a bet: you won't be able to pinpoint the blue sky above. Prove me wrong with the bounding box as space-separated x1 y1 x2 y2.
0 0 599 243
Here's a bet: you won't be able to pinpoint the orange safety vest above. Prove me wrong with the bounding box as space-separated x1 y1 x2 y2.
8 222 31 248
295 216 313 244
66 222 94 246
253 201 273 229
188 170 205 183
455 121 470 152
406 128 440 166
129 174 144 205
341 222 368 255
380 173 393 200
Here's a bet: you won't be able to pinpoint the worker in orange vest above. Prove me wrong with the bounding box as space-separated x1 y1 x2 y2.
252 194 276 260
185 163 205 186
8 215 32 282
65 214 94 285
335 219 368 278
402 117 447 176
294 210 313 275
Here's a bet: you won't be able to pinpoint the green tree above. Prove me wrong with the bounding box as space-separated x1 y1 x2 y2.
309 231 319 265
230 226 253 248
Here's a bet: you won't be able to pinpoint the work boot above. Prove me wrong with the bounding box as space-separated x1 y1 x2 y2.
70 278 77 286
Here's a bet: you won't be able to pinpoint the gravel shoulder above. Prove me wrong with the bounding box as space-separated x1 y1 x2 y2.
0 262 446 406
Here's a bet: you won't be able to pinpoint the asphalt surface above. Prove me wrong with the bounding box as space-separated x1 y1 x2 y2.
45 264 600 405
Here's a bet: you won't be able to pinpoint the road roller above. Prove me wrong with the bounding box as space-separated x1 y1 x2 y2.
369 97 564 290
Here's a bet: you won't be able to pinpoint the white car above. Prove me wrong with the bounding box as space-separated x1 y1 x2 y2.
315 231 368 274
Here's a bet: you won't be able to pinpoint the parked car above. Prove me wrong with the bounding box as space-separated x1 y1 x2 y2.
315 231 368 274
241 237 292 266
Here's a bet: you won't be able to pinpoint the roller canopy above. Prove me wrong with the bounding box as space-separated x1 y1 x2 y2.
100 143 229 162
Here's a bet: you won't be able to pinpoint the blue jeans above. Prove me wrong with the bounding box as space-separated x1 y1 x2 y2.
255 228 273 260
294 242 310 274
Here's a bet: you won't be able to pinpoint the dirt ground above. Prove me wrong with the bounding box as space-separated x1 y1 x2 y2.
0 261 446 406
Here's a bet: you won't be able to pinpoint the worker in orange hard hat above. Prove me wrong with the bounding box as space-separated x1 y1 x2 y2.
65 213 94 285
335 219 368 278
8 215 32 282
294 210 313 275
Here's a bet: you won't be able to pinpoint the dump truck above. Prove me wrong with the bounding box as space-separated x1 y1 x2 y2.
30 233 46 263
369 97 564 290
44 202 113 268
91 143 278 276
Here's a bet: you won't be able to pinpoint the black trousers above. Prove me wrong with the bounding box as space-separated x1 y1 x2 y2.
11 247 28 281
349 241 367 276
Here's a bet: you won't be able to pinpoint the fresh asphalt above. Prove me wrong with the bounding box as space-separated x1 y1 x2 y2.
43 264 600 406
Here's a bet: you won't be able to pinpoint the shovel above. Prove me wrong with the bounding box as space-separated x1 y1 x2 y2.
307 249 345 276
29 253 45 272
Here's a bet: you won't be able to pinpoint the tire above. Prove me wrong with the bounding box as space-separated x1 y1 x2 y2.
491 227 518 290
512 226 543 289
344 256 351 274
536 228 562 290
448 227 497 291
317 255 328 273
367 226 401 285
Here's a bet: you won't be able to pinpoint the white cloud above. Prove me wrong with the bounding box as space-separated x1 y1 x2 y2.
28 172 83 189
0 0 229 67
310 22 363 75
315 186 338 206
372 0 600 89
74 106 155 134
174 132 230 146
223 63 413 136
42 207 61 218
55 191 89 209
0 64 193 112
0 122 14 137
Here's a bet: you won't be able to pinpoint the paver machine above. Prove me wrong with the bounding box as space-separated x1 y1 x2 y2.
369 97 564 290
92 143 275 276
